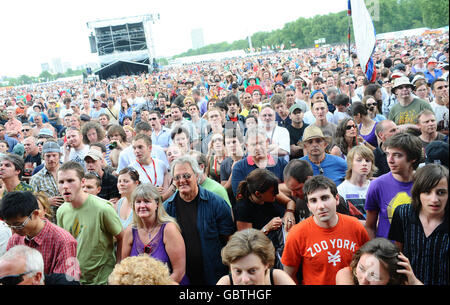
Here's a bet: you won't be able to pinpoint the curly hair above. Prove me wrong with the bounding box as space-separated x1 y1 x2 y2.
81 121 105 144
108 255 175 285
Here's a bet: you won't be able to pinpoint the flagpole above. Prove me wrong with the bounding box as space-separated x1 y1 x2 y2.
347 0 352 67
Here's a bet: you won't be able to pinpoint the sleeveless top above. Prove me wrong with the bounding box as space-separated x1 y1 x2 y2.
359 121 378 148
228 268 275 285
130 223 190 285
116 198 133 229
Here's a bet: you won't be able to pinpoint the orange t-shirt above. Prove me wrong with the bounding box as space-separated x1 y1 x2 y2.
281 213 369 285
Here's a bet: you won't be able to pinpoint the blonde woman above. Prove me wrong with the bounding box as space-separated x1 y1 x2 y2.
337 145 377 222
121 183 189 285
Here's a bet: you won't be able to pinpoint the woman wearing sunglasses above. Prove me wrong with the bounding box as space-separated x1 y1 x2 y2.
330 117 364 160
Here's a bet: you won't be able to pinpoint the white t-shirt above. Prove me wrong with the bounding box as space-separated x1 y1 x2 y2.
0 220 12 257
266 125 291 162
337 179 371 218
303 111 334 125
67 145 90 169
430 101 449 130
117 144 169 173
129 158 168 186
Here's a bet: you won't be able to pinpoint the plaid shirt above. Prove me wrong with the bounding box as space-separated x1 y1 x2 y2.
7 220 80 280
29 166 59 197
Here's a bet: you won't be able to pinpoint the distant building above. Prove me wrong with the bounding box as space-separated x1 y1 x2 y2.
51 58 64 74
191 28 205 50
41 63 50 73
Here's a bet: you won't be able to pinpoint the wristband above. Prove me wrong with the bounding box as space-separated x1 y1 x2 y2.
286 208 295 214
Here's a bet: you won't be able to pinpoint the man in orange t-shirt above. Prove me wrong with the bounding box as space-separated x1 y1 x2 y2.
281 175 369 285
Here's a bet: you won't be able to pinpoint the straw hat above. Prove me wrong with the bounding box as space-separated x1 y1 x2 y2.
298 125 331 148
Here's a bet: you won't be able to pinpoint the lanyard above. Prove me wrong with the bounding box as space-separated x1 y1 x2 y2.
136 158 157 185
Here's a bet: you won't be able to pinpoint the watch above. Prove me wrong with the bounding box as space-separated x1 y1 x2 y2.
262 227 268 234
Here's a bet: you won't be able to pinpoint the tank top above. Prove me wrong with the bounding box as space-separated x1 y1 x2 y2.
228 268 275 285
116 198 133 229
130 224 190 285
359 121 378 147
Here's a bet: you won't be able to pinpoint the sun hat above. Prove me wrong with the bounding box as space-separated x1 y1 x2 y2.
299 125 331 148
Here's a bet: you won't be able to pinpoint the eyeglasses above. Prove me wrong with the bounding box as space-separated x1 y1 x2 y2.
173 173 192 181
346 125 357 130
366 103 377 107
7 211 34 230
0 271 33 285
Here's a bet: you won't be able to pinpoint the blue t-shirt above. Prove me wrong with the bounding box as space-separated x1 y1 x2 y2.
300 154 347 186
231 155 287 197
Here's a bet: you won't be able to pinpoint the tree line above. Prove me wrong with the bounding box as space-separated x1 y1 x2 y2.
174 0 449 58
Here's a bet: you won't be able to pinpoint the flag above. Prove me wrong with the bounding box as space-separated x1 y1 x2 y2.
349 0 377 82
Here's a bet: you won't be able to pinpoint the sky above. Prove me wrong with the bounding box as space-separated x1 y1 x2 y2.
0 0 347 77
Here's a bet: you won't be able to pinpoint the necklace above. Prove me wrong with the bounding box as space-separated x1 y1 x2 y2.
141 223 160 255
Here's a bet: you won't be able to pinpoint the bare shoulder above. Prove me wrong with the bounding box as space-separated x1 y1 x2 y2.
272 269 296 285
216 275 231 285
335 267 355 285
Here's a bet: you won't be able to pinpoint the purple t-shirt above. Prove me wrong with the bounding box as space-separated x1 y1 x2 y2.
130 224 189 285
364 172 413 238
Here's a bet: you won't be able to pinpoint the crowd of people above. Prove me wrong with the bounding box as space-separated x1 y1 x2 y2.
0 30 448 286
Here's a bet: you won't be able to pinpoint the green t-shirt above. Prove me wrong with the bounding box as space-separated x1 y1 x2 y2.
388 97 434 125
56 194 122 285
201 177 231 207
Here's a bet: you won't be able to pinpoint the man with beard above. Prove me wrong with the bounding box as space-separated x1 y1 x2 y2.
258 105 290 162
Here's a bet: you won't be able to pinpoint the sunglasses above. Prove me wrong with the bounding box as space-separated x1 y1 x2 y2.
0 271 33 285
22 129 30 132
366 103 377 108
173 173 192 181
345 81 355 85
346 125 357 130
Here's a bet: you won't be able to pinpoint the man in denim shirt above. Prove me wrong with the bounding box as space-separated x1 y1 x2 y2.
164 156 235 285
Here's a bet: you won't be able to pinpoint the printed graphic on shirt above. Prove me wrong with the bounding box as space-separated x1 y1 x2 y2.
70 217 82 240
387 192 411 223
306 238 357 265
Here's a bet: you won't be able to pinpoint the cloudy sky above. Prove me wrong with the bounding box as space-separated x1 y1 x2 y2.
0 0 347 77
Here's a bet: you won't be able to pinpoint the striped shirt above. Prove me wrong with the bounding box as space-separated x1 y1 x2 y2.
7 220 80 280
389 204 449 285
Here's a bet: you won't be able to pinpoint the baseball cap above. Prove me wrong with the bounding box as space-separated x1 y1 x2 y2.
42 141 61 154
84 149 103 161
38 128 53 138
289 103 305 114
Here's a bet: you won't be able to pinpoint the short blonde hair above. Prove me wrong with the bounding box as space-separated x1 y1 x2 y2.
108 255 175 285
345 145 377 180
